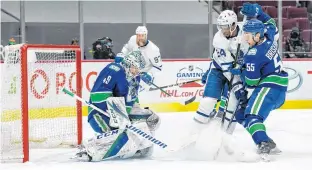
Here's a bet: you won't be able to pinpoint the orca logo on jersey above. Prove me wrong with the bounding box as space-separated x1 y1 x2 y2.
247 48 257 55
127 125 168 149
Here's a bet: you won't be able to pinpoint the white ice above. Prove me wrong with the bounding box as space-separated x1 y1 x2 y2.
1 109 312 170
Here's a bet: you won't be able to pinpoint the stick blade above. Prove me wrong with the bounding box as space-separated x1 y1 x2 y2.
183 96 196 105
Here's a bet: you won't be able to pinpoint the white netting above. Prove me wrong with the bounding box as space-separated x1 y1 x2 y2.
0 44 81 162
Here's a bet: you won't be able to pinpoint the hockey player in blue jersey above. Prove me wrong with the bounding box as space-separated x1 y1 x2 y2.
88 50 142 132
75 50 160 161
240 2 279 42
230 19 288 160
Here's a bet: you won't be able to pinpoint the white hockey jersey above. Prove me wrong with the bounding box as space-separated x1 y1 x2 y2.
211 25 250 92
121 35 162 76
211 25 249 73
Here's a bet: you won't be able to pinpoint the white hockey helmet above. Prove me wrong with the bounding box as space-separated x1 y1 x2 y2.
136 26 148 35
217 10 238 30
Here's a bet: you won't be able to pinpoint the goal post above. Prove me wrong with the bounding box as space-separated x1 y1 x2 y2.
0 44 82 163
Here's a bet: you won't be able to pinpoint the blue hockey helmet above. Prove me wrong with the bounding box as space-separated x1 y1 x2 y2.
243 19 265 38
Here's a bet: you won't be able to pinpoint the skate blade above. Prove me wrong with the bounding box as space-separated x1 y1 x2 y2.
270 147 282 155
260 153 270 162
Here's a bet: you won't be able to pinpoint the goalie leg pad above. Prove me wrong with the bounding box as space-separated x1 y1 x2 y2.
83 129 138 161
82 129 125 161
126 121 154 157
82 122 154 161
88 111 112 133
106 97 131 129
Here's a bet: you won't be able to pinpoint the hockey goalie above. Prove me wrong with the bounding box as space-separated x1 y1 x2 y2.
74 50 160 161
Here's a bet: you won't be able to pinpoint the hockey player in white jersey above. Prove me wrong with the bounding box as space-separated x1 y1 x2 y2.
193 10 248 133
116 26 162 87
194 4 280 131
189 5 281 158
114 26 163 124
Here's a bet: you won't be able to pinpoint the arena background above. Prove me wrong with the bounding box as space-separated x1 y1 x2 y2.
1 0 312 114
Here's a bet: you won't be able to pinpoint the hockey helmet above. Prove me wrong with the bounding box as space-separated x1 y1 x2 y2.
217 10 237 30
243 19 265 38
136 26 148 35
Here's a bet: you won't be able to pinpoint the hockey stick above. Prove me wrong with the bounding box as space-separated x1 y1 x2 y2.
62 88 185 153
149 79 201 91
150 82 196 105
150 82 172 96
214 16 247 160
221 16 247 130
183 95 197 105
63 88 120 128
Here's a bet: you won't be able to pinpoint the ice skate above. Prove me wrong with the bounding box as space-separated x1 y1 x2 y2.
268 139 282 155
257 141 274 162
71 145 92 162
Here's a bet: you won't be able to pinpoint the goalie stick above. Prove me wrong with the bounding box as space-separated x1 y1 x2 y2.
62 88 189 153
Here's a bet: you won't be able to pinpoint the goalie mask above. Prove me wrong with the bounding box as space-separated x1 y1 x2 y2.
121 50 143 80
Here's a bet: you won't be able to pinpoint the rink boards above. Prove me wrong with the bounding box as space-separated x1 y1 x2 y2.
85 59 312 113
0 59 311 120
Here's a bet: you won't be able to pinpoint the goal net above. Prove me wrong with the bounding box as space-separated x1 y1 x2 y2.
0 44 82 163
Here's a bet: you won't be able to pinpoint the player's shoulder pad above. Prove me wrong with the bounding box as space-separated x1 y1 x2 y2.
263 39 278 60
129 35 137 42
107 62 123 72
126 35 137 47
147 40 160 51
246 47 258 56
212 30 229 49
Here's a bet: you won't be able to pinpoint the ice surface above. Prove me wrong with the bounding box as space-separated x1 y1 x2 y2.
1 109 312 170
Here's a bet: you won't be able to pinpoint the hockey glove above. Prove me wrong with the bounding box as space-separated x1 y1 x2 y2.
240 3 263 18
140 72 154 85
234 88 248 108
201 69 209 84
228 64 243 76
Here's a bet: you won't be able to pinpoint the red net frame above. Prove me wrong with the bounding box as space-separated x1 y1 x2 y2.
19 44 82 162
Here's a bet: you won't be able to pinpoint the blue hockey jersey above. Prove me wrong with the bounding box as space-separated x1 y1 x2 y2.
257 11 279 42
243 39 288 91
88 62 140 121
